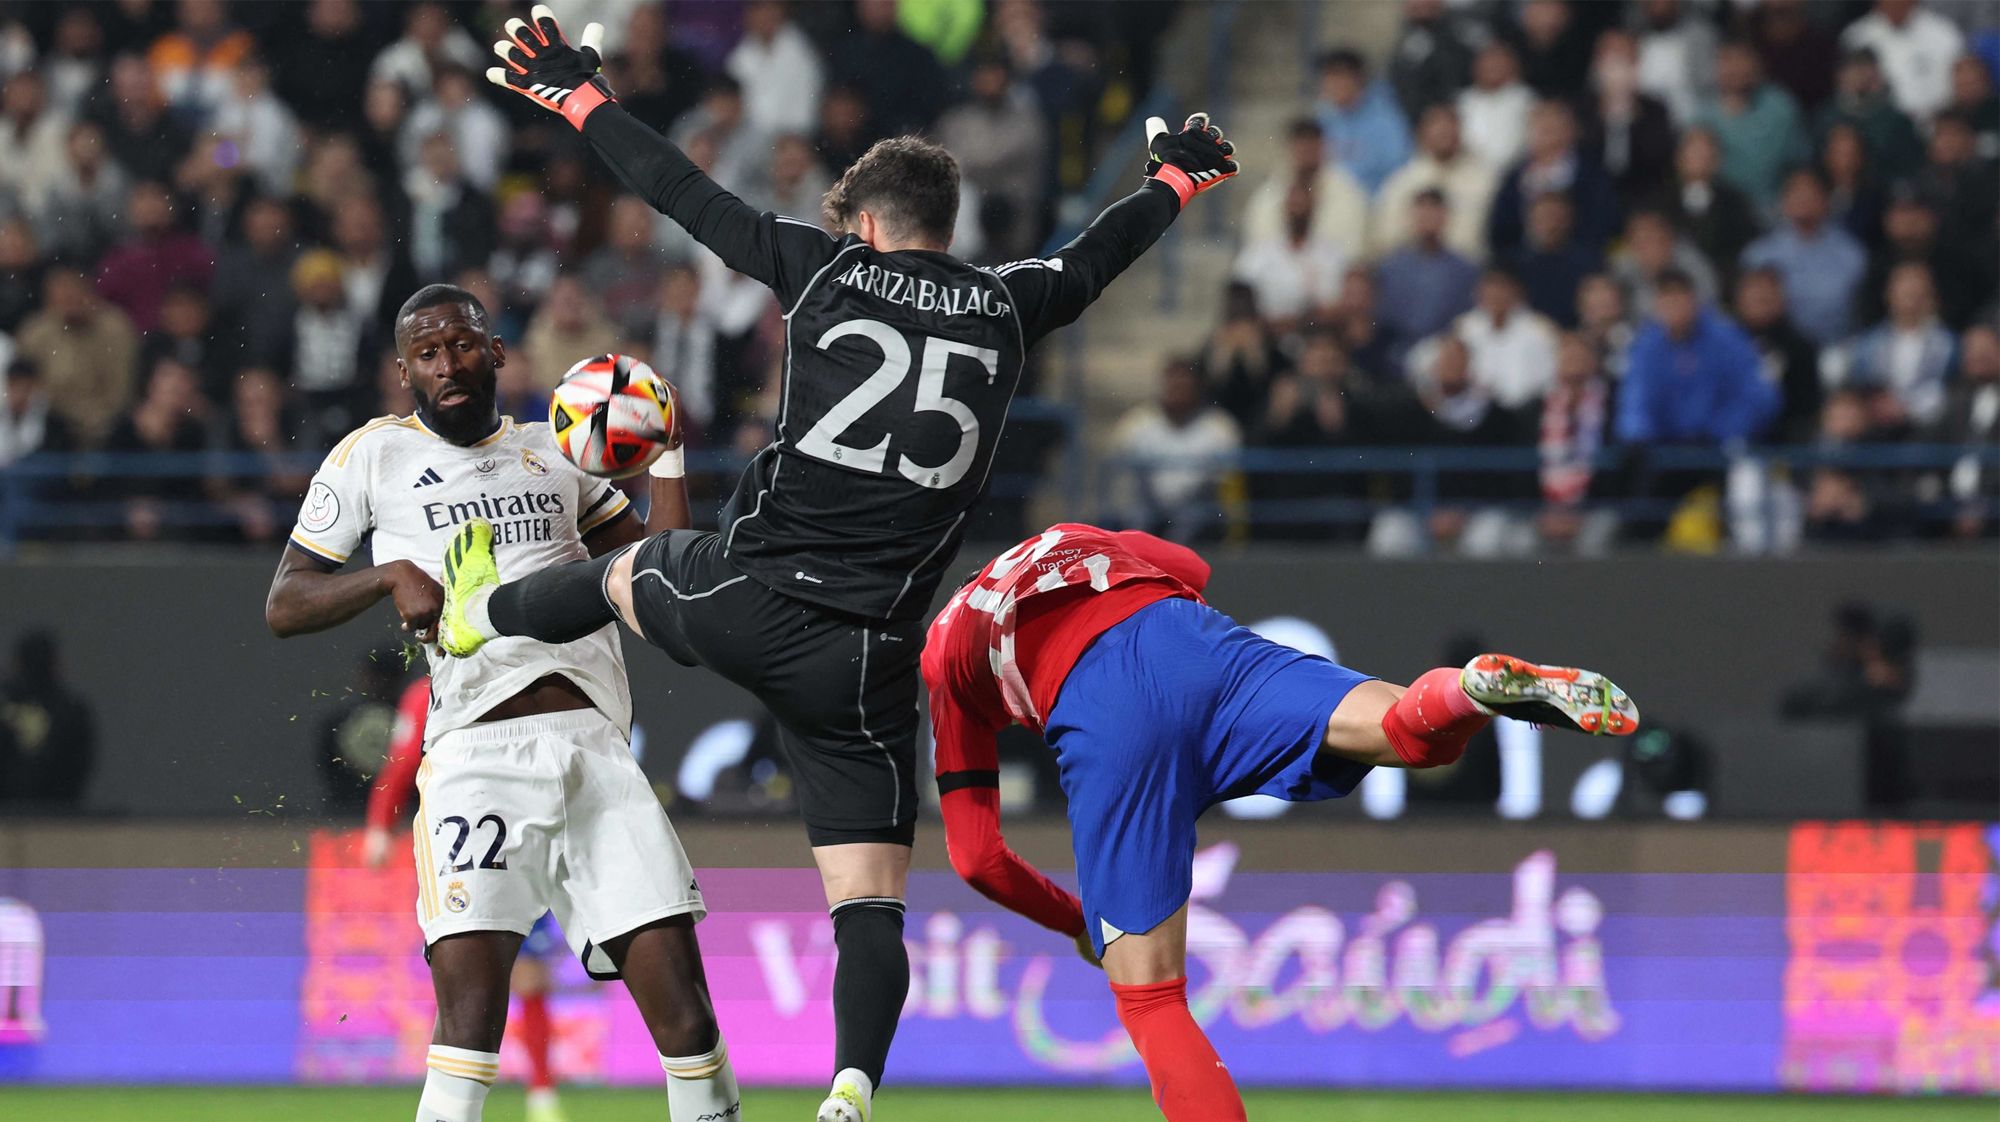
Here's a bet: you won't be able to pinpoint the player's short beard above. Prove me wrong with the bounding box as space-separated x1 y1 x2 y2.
412 382 499 446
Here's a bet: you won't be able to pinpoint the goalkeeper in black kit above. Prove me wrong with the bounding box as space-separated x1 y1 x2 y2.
458 8 1239 1119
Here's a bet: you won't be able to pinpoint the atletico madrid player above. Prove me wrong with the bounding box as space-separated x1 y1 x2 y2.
922 523 1639 1122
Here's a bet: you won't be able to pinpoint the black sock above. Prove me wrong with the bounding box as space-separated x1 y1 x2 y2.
486 549 622 644
829 897 908 1088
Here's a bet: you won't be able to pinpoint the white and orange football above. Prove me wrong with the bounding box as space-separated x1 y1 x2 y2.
548 353 676 478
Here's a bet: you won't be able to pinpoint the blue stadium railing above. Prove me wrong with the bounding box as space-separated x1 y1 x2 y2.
0 398 1086 553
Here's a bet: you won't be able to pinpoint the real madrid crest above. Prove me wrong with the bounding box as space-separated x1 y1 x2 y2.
444 880 471 913
521 448 549 475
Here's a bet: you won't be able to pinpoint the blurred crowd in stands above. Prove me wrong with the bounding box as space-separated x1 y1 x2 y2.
0 0 1168 541
1113 0 2000 552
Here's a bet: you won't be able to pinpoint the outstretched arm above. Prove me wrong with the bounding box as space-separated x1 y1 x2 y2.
931 690 1084 937
1002 113 1240 347
265 548 442 640
487 7 831 295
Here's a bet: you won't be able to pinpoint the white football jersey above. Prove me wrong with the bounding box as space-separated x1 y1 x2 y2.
290 414 634 740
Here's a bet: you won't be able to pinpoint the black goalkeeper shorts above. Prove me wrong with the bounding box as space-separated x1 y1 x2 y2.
626 529 920 846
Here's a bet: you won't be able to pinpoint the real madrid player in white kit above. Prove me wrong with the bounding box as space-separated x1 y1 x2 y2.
265 285 740 1122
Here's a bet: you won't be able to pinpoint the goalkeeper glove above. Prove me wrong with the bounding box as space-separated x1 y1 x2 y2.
486 4 615 130
1144 112 1239 208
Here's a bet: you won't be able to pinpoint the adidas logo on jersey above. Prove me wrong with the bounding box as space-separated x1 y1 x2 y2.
412 467 445 488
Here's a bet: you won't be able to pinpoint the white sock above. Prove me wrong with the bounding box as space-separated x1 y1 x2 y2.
417 1045 498 1122
661 1040 743 1122
461 586 496 638
830 1066 875 1107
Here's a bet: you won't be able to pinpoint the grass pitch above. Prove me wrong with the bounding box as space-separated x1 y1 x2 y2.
0 1086 1990 1122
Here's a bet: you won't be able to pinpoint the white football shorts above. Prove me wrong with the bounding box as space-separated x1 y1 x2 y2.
412 708 705 978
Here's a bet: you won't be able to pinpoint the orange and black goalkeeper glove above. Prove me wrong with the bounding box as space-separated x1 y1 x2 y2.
485 4 615 131
1144 112 1240 208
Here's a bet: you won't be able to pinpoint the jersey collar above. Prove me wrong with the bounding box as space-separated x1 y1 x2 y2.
410 413 512 448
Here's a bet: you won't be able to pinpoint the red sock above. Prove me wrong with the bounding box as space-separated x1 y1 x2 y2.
516 991 555 1091
1380 666 1491 768
1110 978 1245 1122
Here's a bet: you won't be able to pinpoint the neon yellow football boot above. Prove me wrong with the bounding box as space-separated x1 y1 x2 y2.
438 518 500 657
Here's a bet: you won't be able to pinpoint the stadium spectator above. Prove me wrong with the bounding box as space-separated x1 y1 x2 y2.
1110 358 1240 544
1819 122 1886 253
1454 266 1559 410
1374 188 1479 355
1635 0 1718 126
1931 324 2000 538
1697 38 1808 211
645 264 726 436
1580 28 1675 208
174 130 255 251
814 81 871 177
522 276 617 394
1314 48 1413 195
1860 190 1993 330
830 0 950 140
1575 271 1635 378
401 65 506 191
0 630 96 809
1372 104 1496 259
1243 117 1368 262
403 132 496 283
0 357 73 467
1536 333 1618 552
1733 266 1823 444
1232 183 1346 335
897 0 984 66
1487 98 1618 257
94 181 213 336
42 120 127 263
1829 262 1957 431
144 0 253 117
84 52 191 185
139 285 228 401
273 0 374 129
1839 0 1965 121
367 1 483 97
669 75 767 198
1818 47 1925 171
1656 127 1759 285
1914 109 2000 244
1614 208 1720 321
208 55 300 196
0 70 67 222
486 193 559 335
283 250 373 446
41 10 107 119
728 1 821 137
1508 191 1602 328
1377 334 1526 557
1619 268 1775 446
1742 168 1869 346
1387 0 1477 119
1508 0 1593 99
1749 0 1840 113
584 197 675 335
1197 282 1289 430
936 53 1045 261
209 194 300 370
102 356 211 541
15 266 139 447
1325 266 1398 383
1803 390 1901 543
328 193 416 330
355 77 410 187
0 217 41 333
1458 39 1534 172
607 2 708 134
1948 54 1999 151
213 367 309 544
1254 329 1390 541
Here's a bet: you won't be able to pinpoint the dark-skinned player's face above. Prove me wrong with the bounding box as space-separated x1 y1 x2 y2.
397 301 504 445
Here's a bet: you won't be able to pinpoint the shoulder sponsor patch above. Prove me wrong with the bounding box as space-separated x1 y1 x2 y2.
299 482 341 533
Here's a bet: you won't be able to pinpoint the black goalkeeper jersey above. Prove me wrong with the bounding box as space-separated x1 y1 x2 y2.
583 104 1182 620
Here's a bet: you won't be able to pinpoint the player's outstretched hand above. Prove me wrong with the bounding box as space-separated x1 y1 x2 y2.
486 4 616 130
1144 112 1239 207
1074 930 1103 970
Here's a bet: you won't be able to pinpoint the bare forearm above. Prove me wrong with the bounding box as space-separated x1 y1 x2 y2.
645 473 691 535
266 558 398 638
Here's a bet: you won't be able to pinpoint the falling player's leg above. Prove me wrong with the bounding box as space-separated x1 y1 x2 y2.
1099 907 1247 1122
812 841 913 1122
512 922 563 1122
604 916 743 1122
421 932 523 1122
